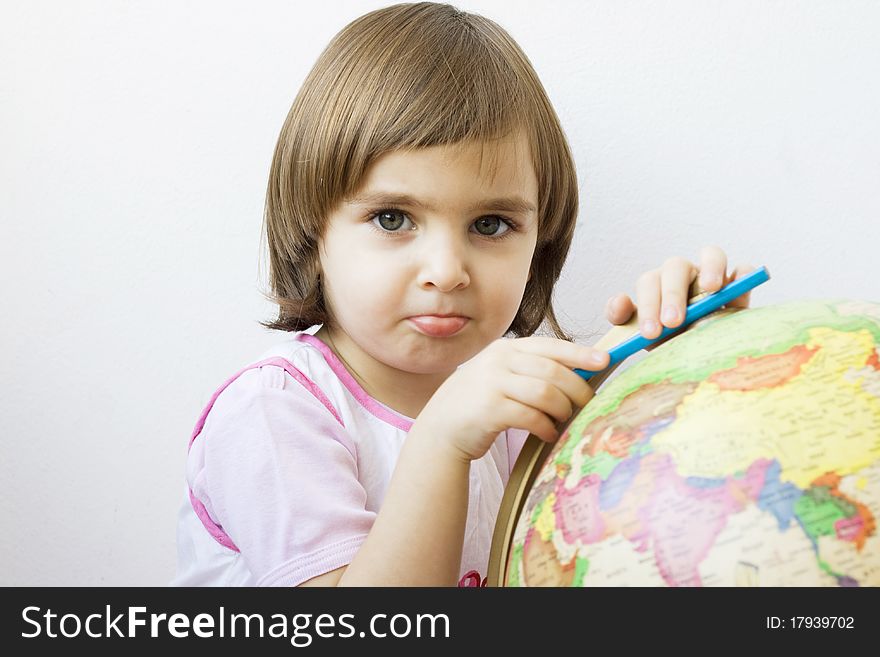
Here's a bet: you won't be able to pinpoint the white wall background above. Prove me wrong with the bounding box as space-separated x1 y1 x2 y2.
2 0 877 585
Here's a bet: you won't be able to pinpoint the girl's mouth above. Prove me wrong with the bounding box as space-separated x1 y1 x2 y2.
407 315 470 337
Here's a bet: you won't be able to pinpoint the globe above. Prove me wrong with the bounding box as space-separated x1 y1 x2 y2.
500 299 880 586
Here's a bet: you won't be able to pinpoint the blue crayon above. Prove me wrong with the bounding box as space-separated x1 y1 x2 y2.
575 265 771 381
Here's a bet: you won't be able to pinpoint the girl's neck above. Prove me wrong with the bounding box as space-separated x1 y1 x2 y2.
313 325 454 420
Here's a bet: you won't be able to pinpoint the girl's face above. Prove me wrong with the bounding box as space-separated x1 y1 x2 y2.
318 131 539 376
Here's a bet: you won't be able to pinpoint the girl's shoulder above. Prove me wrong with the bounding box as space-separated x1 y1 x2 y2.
205 329 346 425
187 329 364 483
249 328 331 378
200 329 412 443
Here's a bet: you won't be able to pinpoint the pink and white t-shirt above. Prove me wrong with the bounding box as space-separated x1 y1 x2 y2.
171 328 529 587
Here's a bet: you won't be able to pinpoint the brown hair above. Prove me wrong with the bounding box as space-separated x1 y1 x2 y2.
260 2 579 341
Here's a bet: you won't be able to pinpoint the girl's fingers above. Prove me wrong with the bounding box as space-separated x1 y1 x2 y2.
635 268 662 338
507 351 597 411
510 336 609 373
502 372 582 426
498 398 561 443
697 245 728 292
726 263 757 308
605 294 635 325
658 257 697 330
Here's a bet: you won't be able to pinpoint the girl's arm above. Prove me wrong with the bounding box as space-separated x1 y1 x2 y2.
305 337 609 586
325 418 469 586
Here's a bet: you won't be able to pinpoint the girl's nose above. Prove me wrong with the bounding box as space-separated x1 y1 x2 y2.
415 234 470 292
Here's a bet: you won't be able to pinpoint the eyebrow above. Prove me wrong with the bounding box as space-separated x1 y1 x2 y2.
345 192 537 216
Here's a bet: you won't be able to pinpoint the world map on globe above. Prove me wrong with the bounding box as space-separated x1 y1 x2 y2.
506 299 880 586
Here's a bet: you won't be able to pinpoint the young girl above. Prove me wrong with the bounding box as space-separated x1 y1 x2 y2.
172 2 753 587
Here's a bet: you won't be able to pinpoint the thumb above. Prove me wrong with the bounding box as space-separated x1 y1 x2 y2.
606 294 636 325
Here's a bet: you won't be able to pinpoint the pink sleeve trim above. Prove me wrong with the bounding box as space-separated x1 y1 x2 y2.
187 356 346 553
297 333 414 432
187 356 344 451
255 534 367 587
189 488 240 551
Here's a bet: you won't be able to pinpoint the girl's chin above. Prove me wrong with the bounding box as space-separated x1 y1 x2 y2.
387 339 487 372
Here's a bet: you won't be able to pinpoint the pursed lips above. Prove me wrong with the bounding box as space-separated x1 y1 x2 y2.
406 315 470 337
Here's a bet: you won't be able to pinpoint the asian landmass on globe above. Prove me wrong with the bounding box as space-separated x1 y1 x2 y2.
506 299 880 587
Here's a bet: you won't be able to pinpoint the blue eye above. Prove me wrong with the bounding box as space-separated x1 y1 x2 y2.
473 216 509 237
373 210 410 232
367 209 518 240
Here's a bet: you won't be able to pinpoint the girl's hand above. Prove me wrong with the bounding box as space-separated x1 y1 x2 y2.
415 337 610 463
605 245 756 339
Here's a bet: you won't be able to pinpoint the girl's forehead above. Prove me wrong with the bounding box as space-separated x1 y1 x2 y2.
365 133 535 186
344 142 539 221
439 131 531 163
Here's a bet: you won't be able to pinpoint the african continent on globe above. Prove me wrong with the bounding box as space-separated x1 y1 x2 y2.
506 299 880 586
